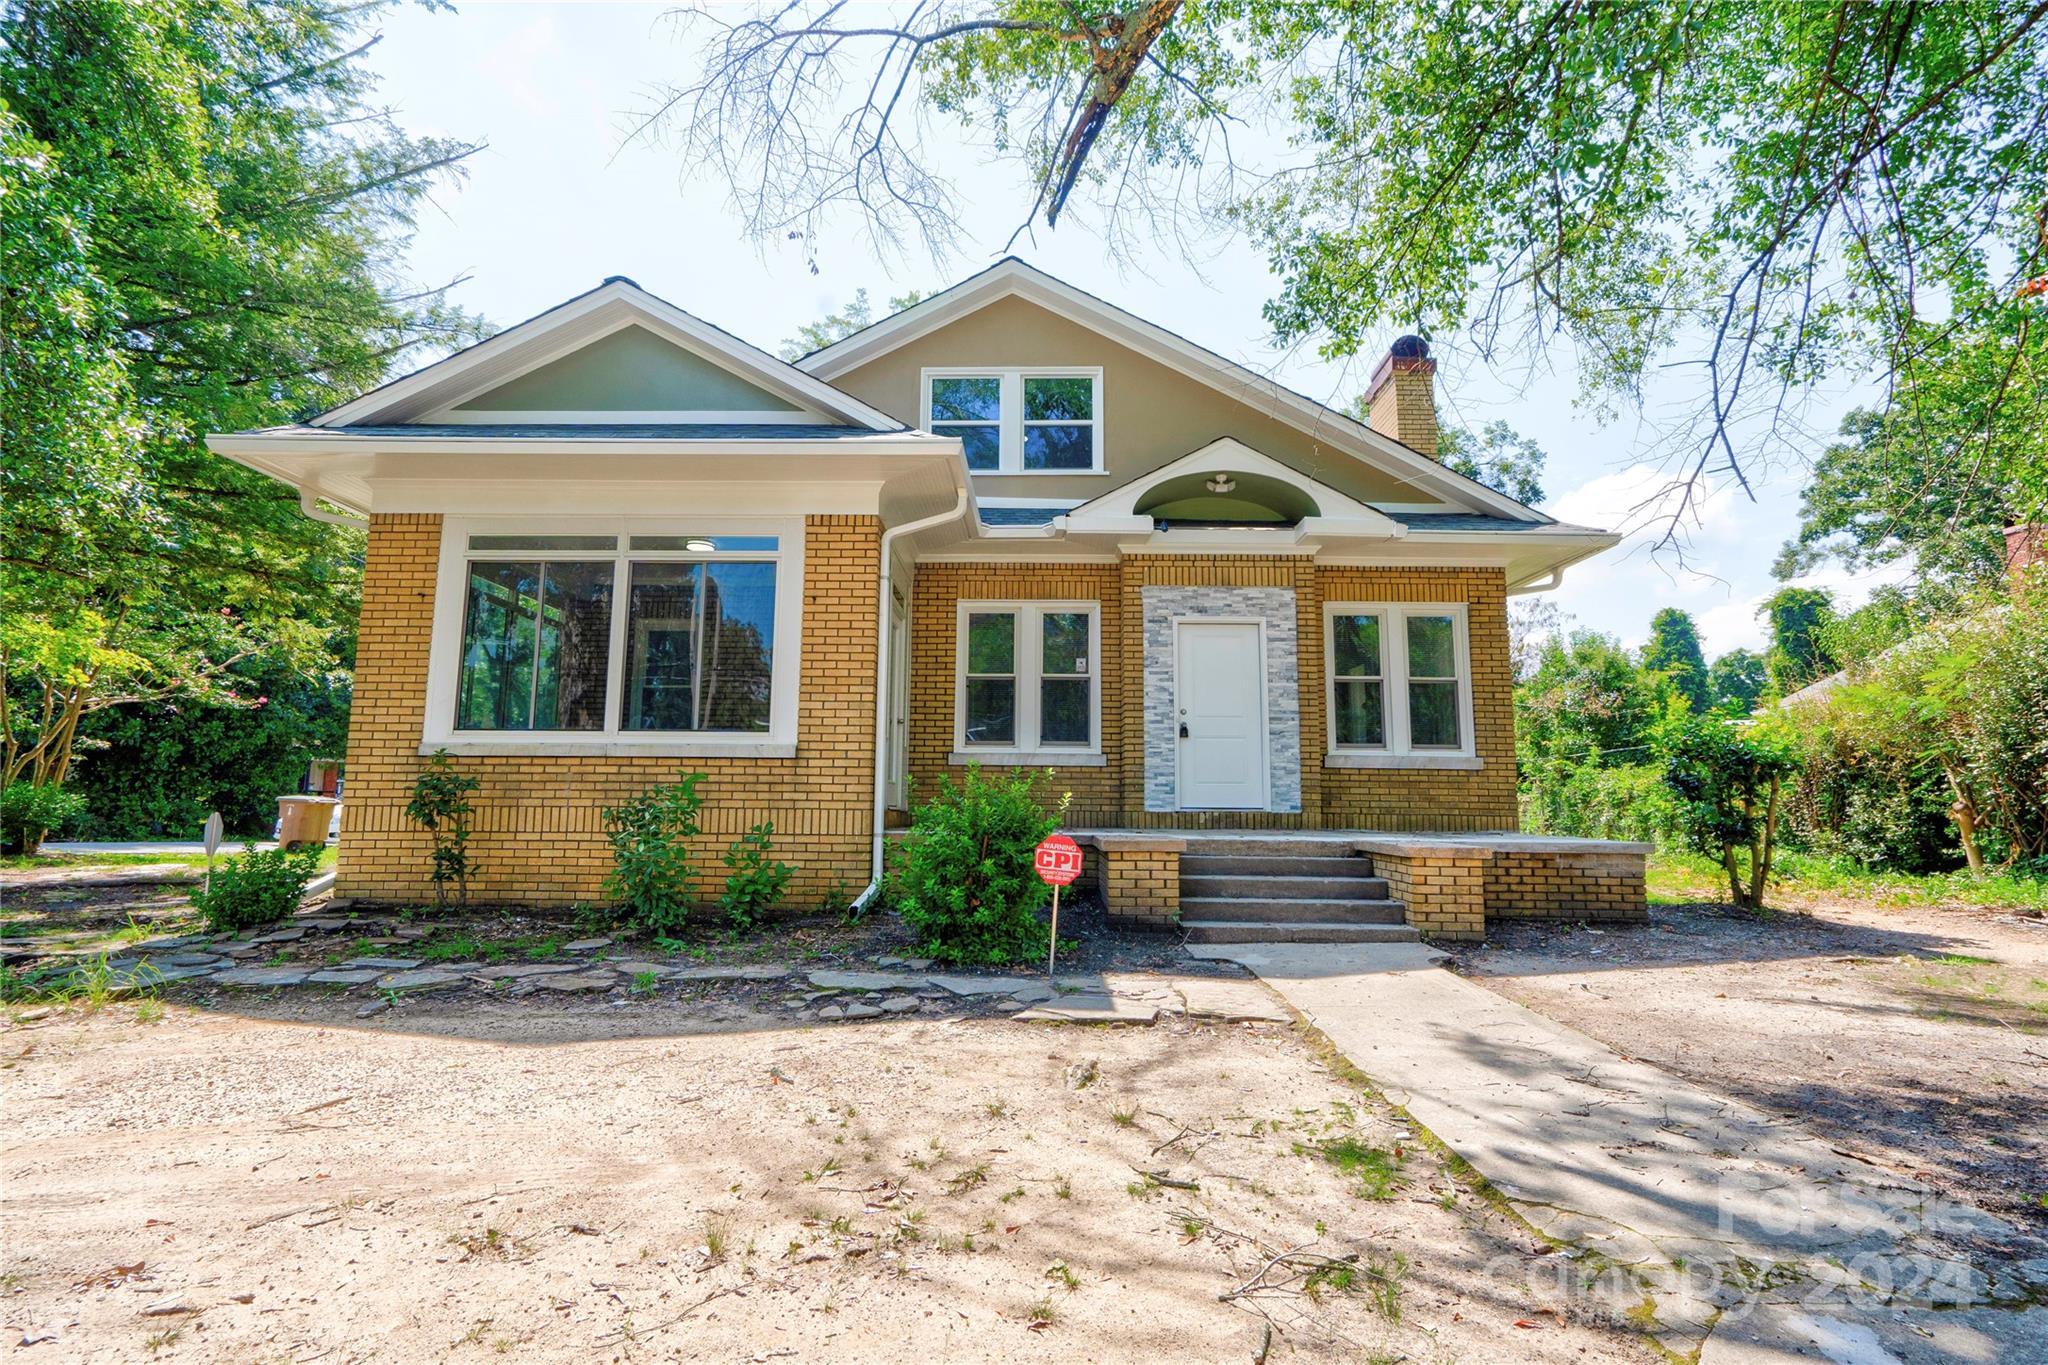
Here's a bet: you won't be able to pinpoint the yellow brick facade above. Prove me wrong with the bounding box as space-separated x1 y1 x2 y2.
905 556 1517 832
337 513 880 907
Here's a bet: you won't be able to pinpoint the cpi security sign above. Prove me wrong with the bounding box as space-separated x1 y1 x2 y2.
1034 834 1084 977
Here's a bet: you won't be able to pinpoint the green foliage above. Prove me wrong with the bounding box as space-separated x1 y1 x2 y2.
1526 762 1677 847
778 286 927 360
190 844 324 933
405 750 480 910
0 781 85 855
1762 588 1840 695
1436 418 1546 506
888 766 1065 965
1640 609 1708 713
0 0 481 800
1706 648 1769 716
1660 714 1801 909
718 821 794 933
1516 629 1675 836
602 773 707 937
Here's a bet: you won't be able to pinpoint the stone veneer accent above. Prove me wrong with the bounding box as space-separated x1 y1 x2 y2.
1140 585 1301 813
336 513 880 907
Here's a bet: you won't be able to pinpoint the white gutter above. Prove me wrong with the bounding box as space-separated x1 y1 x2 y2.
299 489 369 530
854 485 973 913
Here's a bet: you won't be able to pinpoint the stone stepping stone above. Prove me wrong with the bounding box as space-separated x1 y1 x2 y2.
212 966 312 989
562 937 612 952
307 968 383 986
606 961 674 978
1012 995 1159 1025
345 957 422 971
534 971 615 993
875 955 934 969
136 934 213 952
156 953 227 968
673 964 792 982
251 927 305 943
925 975 1055 1002
816 1005 844 1020
468 963 579 980
807 969 918 991
878 996 921 1013
376 968 464 991
842 1003 883 1019
220 944 262 959
297 918 348 930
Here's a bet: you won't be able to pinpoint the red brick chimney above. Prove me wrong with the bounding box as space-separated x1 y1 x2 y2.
1363 335 1439 459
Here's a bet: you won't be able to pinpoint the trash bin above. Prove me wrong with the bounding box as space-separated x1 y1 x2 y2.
276 795 339 849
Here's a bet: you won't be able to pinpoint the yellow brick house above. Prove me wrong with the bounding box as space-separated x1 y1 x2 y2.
210 260 1643 941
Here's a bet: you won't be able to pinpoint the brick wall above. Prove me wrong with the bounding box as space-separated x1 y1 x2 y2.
1485 851 1647 922
337 513 880 908
906 556 1518 833
1371 848 1488 941
1314 566 1518 831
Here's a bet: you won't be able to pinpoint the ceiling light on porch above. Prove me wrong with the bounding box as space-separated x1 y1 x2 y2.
684 537 717 552
1204 474 1237 494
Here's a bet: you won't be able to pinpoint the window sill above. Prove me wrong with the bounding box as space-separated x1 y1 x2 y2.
1324 752 1482 771
422 739 797 759
948 750 1107 768
975 469 1111 476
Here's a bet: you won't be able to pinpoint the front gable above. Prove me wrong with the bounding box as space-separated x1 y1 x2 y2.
801 259 1547 521
448 324 802 419
315 278 900 431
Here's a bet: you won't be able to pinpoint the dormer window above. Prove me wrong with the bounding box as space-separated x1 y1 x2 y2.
923 368 1102 473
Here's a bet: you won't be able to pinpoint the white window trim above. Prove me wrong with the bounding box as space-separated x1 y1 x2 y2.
423 515 804 757
921 367 1105 475
1322 602 1477 767
950 600 1102 761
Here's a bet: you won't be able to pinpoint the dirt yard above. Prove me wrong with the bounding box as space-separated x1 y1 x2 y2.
2 995 1644 1363
1448 893 2048 1257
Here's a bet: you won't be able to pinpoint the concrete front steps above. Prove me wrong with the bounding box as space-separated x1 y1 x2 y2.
1175 835 1421 945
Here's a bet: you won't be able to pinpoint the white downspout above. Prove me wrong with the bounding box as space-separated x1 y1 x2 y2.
854 485 971 913
299 488 369 529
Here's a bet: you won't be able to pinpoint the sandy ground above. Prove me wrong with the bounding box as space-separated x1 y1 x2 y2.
1 997 1644 1363
1449 896 2048 1256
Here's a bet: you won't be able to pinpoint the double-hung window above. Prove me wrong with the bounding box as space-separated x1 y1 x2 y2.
954 602 1100 759
923 368 1102 473
429 520 800 754
1324 603 1475 764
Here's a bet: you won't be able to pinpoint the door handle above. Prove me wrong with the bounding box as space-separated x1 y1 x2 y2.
1179 722 1190 739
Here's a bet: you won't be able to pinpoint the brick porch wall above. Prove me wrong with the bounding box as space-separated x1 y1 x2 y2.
336 513 880 908
1485 851 1648 923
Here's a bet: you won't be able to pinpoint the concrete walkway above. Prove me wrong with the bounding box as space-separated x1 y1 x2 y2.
1194 941 2047 1363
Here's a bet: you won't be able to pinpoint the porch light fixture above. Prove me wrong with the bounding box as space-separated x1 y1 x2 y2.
1204 474 1237 494
683 537 717 552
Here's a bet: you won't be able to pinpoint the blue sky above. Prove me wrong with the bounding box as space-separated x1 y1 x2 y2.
363 3 1906 658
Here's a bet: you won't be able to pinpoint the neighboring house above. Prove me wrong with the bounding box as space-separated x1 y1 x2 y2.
209 259 1624 930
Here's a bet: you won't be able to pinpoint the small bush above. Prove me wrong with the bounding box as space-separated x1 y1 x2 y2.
1 781 85 855
191 844 325 933
602 772 705 936
719 821 793 933
888 766 1066 965
405 749 480 908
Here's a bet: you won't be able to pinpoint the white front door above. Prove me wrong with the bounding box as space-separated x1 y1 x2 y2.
1175 620 1267 810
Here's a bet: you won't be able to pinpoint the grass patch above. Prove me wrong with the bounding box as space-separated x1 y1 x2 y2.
1301 1136 1406 1200
1650 849 2048 913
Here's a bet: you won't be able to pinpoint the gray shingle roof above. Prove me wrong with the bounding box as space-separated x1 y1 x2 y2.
1384 511 1563 532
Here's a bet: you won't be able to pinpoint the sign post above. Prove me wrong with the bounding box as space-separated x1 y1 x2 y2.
1033 833 1084 977
202 811 224 897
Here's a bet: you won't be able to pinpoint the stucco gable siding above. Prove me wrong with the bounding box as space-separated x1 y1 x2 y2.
829 295 1441 506
453 325 802 414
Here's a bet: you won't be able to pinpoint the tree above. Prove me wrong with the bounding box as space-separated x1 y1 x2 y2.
1 0 481 817
1640 609 1709 713
1344 397 1547 504
649 2 2048 544
778 286 927 361
1516 629 1677 838
1761 587 1839 694
1507 597 1571 683
1662 713 1800 910
1707 649 1770 715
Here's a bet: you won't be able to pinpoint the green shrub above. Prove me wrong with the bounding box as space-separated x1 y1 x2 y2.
405 749 481 909
1 781 85 854
1661 713 1800 909
191 844 325 932
888 766 1066 965
1523 761 1675 844
719 821 793 933
602 772 706 936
